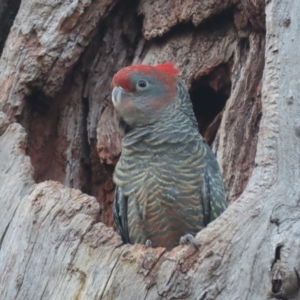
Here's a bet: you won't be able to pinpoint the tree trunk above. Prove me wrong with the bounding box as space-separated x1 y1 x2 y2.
0 0 299 299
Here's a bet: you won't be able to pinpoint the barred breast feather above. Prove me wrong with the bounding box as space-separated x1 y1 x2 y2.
113 80 227 250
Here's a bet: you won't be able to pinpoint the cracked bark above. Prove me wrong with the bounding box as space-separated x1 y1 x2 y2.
0 0 299 299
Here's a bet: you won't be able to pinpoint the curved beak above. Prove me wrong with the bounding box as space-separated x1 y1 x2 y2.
112 86 124 107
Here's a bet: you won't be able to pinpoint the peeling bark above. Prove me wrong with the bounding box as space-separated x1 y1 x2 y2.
0 0 300 299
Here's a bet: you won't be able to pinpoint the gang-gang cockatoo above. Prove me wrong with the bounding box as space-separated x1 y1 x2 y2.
111 62 227 250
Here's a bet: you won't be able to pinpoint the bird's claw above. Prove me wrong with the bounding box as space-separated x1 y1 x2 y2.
180 234 199 251
145 239 152 248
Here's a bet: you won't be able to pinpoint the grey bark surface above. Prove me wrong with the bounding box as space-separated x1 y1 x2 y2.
0 0 299 299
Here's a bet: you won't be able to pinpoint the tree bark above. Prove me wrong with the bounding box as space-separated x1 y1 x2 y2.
0 0 299 299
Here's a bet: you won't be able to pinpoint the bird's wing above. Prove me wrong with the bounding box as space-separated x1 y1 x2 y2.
202 141 227 225
176 85 227 226
113 185 130 243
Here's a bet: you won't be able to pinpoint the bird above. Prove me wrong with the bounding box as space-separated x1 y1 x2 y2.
111 62 227 250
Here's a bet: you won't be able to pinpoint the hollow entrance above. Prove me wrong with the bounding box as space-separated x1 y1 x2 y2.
189 63 232 145
18 89 62 184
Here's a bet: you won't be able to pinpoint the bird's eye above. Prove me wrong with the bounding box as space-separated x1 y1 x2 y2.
137 80 147 89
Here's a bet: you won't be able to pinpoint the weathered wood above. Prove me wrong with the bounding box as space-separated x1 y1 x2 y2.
0 114 35 245
0 0 299 299
0 0 118 118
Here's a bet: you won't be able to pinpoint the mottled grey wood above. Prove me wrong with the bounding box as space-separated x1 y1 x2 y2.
0 0 118 118
0 116 34 248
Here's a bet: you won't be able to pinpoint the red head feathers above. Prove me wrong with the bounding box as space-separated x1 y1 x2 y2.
111 62 179 91
151 62 179 75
